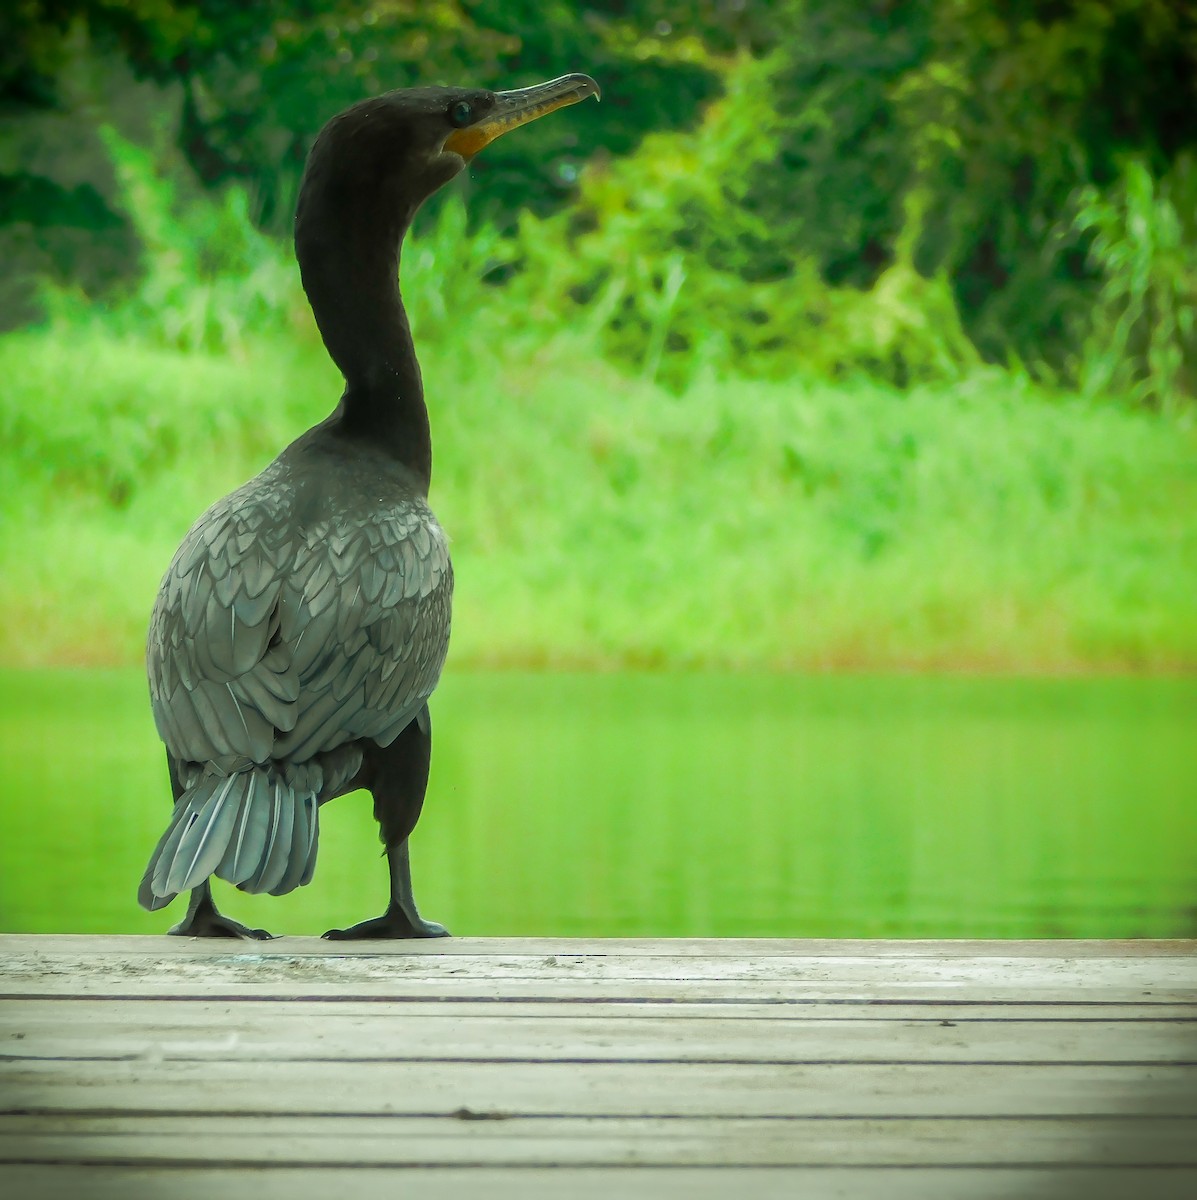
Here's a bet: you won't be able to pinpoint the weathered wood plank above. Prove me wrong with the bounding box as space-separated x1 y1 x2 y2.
2 935 1192 958
4 997 1196 1020
11 980 1190 1002
4 1007 1194 1064
4 946 1193 1002
6 1058 1196 1117
2 936 1192 1199
6 1164 1197 1200
1 1114 1195 1167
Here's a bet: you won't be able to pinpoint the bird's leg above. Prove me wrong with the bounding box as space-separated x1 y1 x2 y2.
168 878 275 940
324 839 447 940
324 706 448 939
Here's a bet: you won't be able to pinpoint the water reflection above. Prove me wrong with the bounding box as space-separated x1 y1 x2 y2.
1 670 1194 938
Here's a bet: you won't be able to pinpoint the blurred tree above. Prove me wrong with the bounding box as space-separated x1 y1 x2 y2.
2 1 720 228
3 0 1195 394
0 0 720 325
902 0 1197 376
720 0 1197 377
526 0 1197 394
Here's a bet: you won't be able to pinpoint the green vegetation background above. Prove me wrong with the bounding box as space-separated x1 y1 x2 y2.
3 0 1196 672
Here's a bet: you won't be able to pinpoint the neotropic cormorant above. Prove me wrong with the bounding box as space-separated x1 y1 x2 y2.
138 73 600 939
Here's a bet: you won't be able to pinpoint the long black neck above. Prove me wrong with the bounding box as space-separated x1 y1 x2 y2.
295 189 431 490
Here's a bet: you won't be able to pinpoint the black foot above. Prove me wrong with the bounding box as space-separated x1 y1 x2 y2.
169 910 275 940
323 902 448 940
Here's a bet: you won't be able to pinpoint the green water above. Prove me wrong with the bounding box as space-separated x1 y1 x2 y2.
0 669 1194 939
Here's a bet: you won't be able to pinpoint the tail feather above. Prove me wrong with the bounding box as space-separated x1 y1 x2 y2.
300 792 320 886
138 765 320 911
242 777 295 895
275 793 319 895
161 774 243 897
138 798 196 910
218 770 271 886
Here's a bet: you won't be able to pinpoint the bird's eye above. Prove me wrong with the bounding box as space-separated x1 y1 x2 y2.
448 101 474 127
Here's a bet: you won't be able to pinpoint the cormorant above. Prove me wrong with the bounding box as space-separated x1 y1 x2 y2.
138 73 600 939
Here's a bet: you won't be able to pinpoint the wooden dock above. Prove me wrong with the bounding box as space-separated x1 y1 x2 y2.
1 935 1195 1198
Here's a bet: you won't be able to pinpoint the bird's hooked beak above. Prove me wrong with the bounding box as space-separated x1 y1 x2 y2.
444 73 600 160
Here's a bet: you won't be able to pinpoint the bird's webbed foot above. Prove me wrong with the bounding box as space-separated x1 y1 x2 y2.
168 882 275 940
323 900 448 940
172 911 275 940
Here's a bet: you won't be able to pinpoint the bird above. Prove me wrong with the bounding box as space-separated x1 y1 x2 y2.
137 73 600 939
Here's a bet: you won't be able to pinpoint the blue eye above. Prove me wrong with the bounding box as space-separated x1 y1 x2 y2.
449 101 473 127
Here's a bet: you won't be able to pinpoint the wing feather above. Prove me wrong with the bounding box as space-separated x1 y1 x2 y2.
148 458 452 796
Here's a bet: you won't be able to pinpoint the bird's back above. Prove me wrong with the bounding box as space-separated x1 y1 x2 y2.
148 434 453 796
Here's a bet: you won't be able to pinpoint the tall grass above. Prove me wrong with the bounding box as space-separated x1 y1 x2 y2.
3 322 1196 671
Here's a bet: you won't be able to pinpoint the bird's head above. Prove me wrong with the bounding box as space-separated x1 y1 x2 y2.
299 73 600 232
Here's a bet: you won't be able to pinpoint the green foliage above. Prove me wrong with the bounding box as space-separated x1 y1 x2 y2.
753 0 1197 389
4 1 717 229
35 128 517 364
912 0 1197 381
0 1 718 330
1073 155 1197 411
403 196 518 352
510 53 981 389
7 1 1196 394
38 128 302 354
